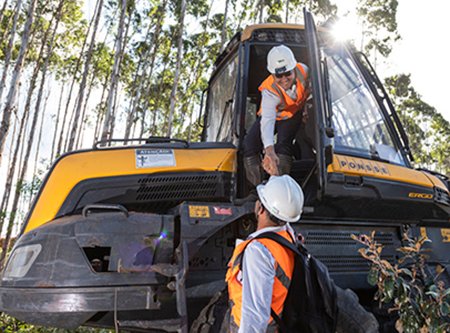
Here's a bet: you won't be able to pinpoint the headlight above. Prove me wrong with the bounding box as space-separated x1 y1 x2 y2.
2 244 42 279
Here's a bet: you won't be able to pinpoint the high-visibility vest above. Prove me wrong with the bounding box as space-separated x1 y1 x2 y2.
258 63 309 121
225 229 295 331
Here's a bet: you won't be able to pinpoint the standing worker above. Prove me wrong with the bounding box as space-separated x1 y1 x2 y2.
243 45 309 186
226 175 304 332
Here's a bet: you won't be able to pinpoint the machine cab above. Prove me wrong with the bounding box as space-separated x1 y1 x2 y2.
202 10 449 221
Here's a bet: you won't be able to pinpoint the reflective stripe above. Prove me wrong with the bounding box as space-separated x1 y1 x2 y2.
275 264 291 290
230 314 239 333
258 63 309 121
295 64 308 89
233 252 244 268
227 230 295 331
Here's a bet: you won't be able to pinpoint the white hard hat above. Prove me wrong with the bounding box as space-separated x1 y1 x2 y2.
256 175 304 223
267 45 297 74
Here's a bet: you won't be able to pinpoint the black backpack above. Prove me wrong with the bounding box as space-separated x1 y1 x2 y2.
251 232 338 333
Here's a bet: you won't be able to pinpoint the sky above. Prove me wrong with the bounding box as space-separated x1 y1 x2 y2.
335 0 450 123
389 0 450 122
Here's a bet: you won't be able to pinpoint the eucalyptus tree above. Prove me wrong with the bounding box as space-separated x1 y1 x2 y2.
356 0 400 63
124 1 162 141
174 1 218 140
220 0 230 52
166 0 187 137
32 88 51 179
135 0 169 138
100 0 129 144
0 0 66 267
0 0 23 102
0 0 59 238
67 0 105 152
385 74 450 175
0 0 10 27
54 3 94 158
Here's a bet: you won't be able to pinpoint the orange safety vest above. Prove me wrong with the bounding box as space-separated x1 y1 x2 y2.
225 230 295 331
258 63 309 121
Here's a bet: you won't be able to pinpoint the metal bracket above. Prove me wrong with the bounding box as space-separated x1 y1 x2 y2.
115 241 189 332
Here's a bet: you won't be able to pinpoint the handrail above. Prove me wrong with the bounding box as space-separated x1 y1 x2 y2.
355 52 414 162
93 137 189 149
82 204 129 218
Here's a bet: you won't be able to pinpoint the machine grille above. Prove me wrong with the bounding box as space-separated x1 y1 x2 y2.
250 29 307 44
58 171 232 216
136 174 222 201
434 186 450 206
302 230 398 274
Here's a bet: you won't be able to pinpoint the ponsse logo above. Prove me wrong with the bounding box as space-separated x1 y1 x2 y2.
336 157 390 175
408 192 433 199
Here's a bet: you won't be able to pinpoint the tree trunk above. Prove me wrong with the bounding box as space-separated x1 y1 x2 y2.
10 1 57 171
100 0 128 144
258 0 264 23
109 87 121 142
219 0 230 53
67 0 104 152
50 83 65 161
55 3 97 157
138 0 167 138
0 0 63 267
0 0 11 42
124 25 153 141
93 76 109 144
166 0 187 137
0 93 30 236
76 70 96 149
285 0 290 22
0 0 23 102
32 88 50 178
152 51 171 135
0 0 35 167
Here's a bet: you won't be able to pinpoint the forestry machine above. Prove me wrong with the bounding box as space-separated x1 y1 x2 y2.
0 9 449 333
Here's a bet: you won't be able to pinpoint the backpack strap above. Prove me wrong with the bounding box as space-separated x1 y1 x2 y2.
254 231 308 257
270 308 287 333
253 232 307 333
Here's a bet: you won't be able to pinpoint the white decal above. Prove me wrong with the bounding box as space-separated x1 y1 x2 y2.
135 149 176 168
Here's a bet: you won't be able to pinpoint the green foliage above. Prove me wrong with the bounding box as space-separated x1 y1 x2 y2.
353 232 450 333
357 0 400 57
385 74 450 175
0 313 112 333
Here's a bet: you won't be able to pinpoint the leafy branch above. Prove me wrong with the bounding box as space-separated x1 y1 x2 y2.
353 232 450 333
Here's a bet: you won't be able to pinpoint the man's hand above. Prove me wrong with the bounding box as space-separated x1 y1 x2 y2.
262 146 279 176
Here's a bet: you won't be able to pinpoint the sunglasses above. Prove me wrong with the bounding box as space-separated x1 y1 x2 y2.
274 70 293 79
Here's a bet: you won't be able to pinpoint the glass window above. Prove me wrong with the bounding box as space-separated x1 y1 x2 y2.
325 48 406 165
205 55 238 142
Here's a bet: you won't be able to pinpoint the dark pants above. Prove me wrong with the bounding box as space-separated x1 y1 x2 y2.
243 110 303 157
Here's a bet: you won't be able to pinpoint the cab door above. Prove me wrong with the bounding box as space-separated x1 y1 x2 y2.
304 8 333 199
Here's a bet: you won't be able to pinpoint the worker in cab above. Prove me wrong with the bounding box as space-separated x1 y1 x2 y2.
226 175 304 332
243 45 310 186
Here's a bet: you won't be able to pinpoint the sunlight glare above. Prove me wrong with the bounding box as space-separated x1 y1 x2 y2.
331 19 356 42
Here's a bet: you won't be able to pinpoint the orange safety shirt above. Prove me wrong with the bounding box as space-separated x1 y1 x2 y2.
225 229 295 331
258 63 309 121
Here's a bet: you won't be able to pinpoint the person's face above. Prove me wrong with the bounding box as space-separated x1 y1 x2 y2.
273 70 295 91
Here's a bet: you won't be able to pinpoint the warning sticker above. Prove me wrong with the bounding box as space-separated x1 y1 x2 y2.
213 206 233 216
441 229 450 242
189 206 210 218
135 149 176 168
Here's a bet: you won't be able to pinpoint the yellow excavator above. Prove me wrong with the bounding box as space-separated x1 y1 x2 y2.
0 9 449 333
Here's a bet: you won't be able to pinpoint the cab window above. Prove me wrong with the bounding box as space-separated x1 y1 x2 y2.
326 48 407 166
205 55 238 142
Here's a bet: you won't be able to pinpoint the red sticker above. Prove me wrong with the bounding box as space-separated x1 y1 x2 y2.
213 207 232 215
